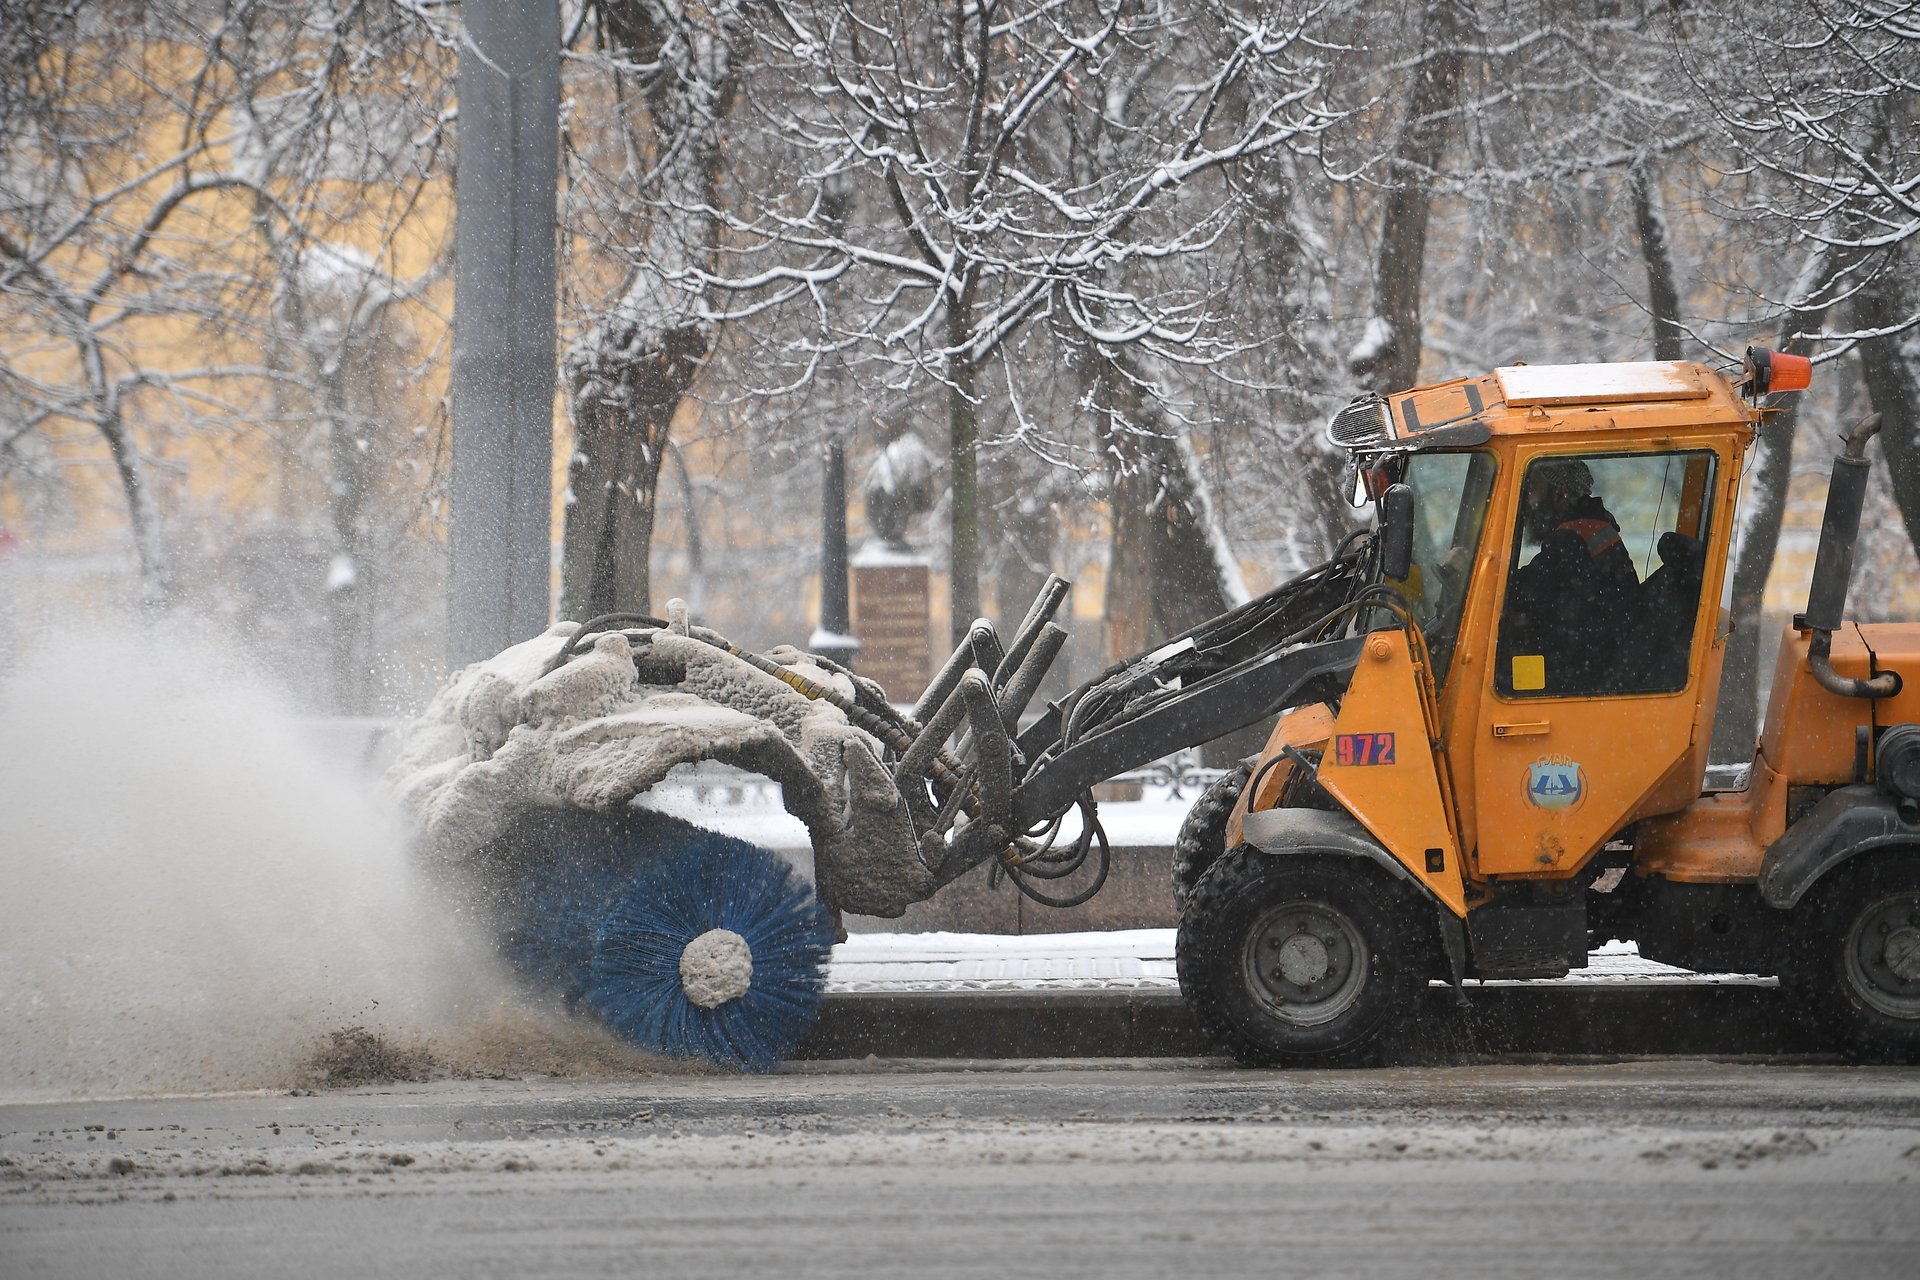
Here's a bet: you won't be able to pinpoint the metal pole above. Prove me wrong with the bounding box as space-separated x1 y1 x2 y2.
812 433 859 667
447 0 560 666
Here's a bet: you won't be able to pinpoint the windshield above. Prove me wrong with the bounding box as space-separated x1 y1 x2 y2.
1391 451 1497 685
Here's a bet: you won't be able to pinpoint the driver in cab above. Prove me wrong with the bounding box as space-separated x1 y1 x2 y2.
1500 458 1638 695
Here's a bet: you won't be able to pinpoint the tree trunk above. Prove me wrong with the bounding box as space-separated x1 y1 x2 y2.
1095 351 1235 662
1852 265 1920 548
1630 158 1684 361
96 407 169 608
1352 0 1469 393
1103 458 1156 668
561 329 704 618
1149 433 1240 636
1243 151 1355 561
82 336 169 607
1095 348 1254 764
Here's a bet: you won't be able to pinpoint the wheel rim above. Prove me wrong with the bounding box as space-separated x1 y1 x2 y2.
1843 889 1920 1021
1241 898 1369 1027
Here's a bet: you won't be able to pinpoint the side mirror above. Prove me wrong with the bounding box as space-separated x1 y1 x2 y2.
1379 483 1415 581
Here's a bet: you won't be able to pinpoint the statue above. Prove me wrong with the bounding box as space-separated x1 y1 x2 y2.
863 422 937 551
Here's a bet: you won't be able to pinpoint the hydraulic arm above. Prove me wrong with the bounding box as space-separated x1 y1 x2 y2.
886 537 1380 896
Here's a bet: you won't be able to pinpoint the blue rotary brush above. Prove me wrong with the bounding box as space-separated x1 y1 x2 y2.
585 819 834 1072
498 849 632 1005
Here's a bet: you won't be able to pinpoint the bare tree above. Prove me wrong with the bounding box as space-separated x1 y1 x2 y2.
0 3 277 603
0 0 454 659
229 6 455 709
705 0 1350 643
1348 0 1470 392
559 0 742 619
1679 0 1920 513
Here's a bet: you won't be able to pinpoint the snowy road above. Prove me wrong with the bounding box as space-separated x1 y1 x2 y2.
5 1060 1918 1279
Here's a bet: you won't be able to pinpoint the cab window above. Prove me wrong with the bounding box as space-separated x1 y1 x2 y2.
1396 451 1497 686
1495 451 1715 697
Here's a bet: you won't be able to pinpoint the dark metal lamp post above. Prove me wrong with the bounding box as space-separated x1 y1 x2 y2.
811 433 859 669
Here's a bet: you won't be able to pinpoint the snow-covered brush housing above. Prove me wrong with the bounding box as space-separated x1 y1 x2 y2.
387 610 936 920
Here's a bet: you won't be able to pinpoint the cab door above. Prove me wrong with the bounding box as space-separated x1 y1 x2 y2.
1470 447 1726 876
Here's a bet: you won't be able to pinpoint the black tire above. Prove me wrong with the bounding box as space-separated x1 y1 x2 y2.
1176 846 1421 1066
1172 763 1251 915
1782 856 1920 1064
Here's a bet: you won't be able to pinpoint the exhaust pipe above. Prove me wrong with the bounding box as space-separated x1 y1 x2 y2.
1803 412 1900 700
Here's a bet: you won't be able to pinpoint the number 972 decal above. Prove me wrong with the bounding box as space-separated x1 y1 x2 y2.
1333 732 1396 766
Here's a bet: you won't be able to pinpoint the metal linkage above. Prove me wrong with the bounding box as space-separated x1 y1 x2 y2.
913 619 1001 728
994 575 1071 695
996 624 1068 735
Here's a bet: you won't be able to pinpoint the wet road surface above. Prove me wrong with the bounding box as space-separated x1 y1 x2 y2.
5 1058 1919 1278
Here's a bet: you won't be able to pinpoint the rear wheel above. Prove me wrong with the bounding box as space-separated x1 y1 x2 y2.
1177 847 1422 1066
1171 763 1250 915
1783 857 1920 1064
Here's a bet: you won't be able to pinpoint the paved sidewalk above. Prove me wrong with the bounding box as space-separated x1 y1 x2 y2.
826 929 1774 993
803 931 1810 1062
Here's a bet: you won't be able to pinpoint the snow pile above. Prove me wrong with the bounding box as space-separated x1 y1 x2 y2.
0 623 512 1102
387 619 937 916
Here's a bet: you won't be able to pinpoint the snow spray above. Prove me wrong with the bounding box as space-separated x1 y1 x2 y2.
0 617 621 1102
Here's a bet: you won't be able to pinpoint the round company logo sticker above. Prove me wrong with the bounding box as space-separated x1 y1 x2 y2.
1525 756 1586 813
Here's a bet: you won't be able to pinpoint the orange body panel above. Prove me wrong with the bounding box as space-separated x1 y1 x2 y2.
1226 703 1336 849
1637 624 1920 881
1234 360 1920 909
1314 631 1468 916
1636 609 1729 819
1760 626 1920 780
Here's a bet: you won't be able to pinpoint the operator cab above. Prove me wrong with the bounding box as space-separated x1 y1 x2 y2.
1338 360 1754 881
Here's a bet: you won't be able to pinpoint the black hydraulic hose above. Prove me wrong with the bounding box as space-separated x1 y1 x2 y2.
802 650 917 739
542 612 670 675
1243 751 1290 816
1003 797 1110 908
704 635 973 788
1809 628 1902 700
1002 801 1099 878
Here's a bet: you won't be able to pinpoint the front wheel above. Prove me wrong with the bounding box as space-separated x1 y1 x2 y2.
1176 847 1422 1066
1783 857 1920 1064
1171 762 1250 915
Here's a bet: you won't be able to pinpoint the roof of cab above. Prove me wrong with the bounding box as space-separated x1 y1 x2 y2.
1329 359 1754 451
1494 360 1715 407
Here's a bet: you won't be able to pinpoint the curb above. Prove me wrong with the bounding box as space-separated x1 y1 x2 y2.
797 982 1829 1062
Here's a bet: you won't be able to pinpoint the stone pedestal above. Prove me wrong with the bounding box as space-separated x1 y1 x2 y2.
851 544 931 704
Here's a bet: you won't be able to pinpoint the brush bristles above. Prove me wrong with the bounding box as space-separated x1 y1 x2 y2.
491 808 833 1072
588 833 833 1072
499 855 632 1003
